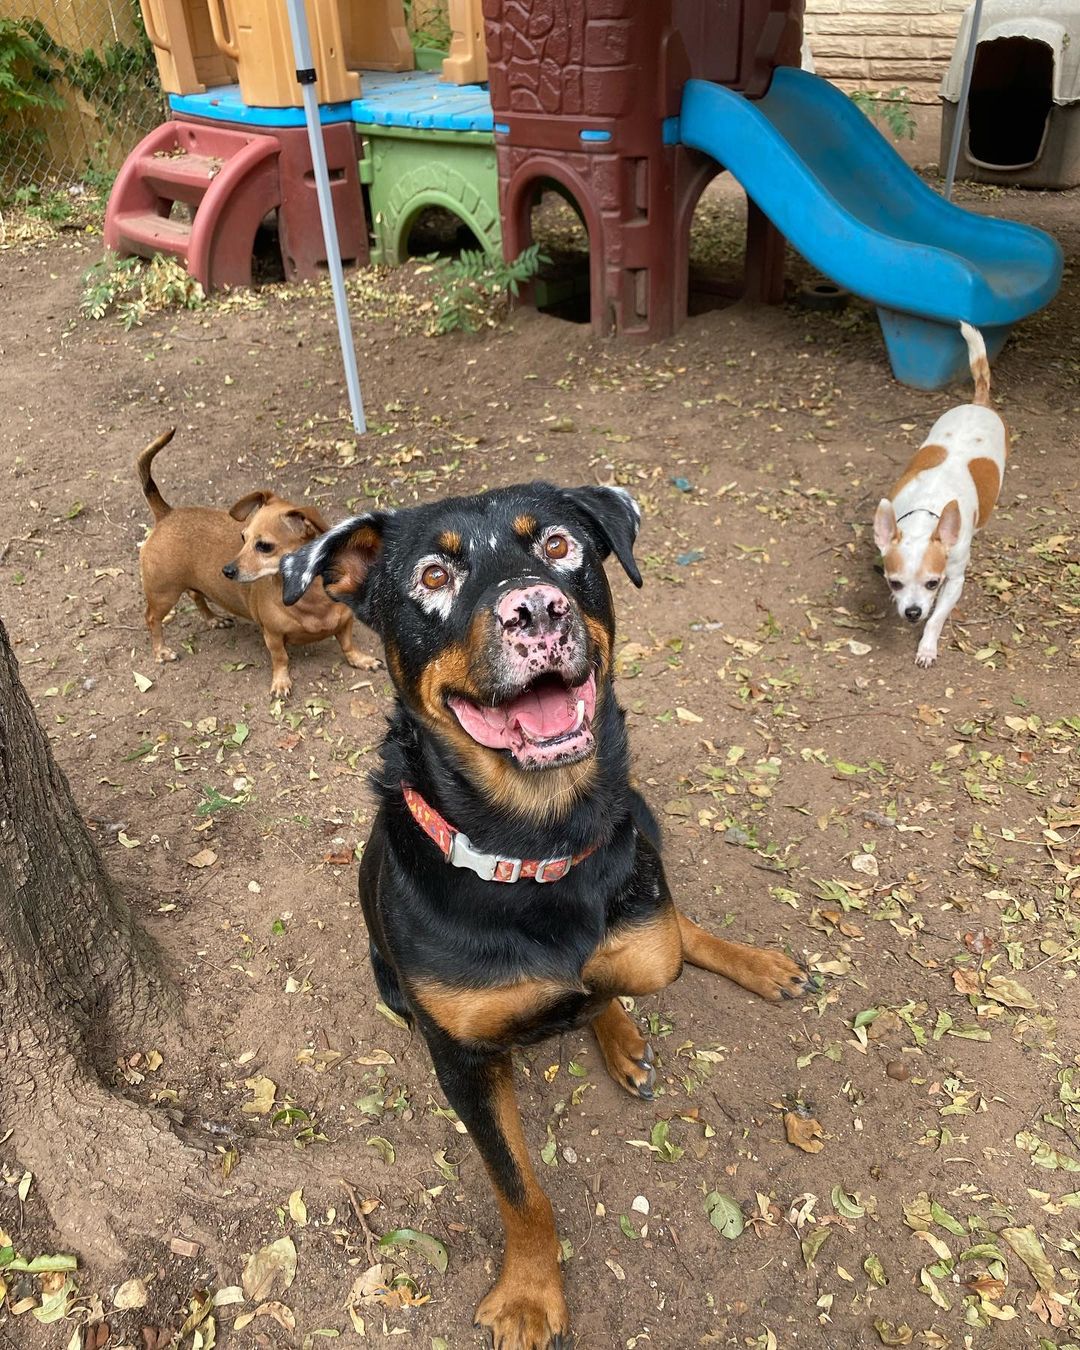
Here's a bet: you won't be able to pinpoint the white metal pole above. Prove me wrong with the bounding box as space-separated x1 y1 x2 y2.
282 0 366 434
944 0 984 200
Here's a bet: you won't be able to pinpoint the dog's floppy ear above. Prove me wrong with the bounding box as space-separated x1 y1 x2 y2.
934 499 962 549
563 485 643 588
873 499 899 553
280 512 389 611
229 490 273 522
283 505 330 540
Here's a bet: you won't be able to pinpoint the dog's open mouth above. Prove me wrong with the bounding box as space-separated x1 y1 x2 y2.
448 671 597 770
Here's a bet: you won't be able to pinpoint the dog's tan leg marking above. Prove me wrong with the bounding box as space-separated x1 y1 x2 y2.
592 998 654 1098
189 590 233 629
968 457 1000 527
263 630 292 698
677 914 807 1001
472 1059 569 1350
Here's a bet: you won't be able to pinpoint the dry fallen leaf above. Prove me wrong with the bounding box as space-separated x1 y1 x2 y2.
287 1189 308 1226
113 1278 148 1309
784 1112 825 1153
186 848 217 870
873 1320 913 1346
241 1075 277 1115
952 968 982 996
254 1301 295 1331
241 1236 296 1302
985 975 1037 1010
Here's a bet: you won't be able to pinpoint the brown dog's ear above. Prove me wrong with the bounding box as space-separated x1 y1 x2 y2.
934 499 962 549
283 506 330 539
280 512 391 620
229 490 273 522
873 499 899 553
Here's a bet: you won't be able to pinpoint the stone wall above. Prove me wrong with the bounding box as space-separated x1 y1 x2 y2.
804 0 971 164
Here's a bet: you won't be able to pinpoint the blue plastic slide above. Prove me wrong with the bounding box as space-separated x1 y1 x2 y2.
678 69 1063 389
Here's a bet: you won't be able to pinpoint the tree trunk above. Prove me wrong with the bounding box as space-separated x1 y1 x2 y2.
0 614 200 1261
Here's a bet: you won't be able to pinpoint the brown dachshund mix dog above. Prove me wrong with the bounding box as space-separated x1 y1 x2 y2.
136 429 373 696
281 484 808 1349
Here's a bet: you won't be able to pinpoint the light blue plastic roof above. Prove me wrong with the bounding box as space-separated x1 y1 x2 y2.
169 70 493 133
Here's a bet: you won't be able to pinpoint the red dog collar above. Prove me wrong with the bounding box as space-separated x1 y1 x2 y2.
402 784 597 884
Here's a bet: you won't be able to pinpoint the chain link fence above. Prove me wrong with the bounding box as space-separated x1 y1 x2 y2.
1 0 165 198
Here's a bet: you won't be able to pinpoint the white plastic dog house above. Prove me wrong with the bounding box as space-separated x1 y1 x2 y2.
941 0 1080 188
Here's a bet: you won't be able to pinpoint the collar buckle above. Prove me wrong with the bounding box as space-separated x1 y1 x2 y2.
447 831 526 884
447 830 499 882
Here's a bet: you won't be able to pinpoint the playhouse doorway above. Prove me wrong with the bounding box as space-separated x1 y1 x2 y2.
686 174 747 315
968 36 1054 168
527 181 591 324
403 205 482 259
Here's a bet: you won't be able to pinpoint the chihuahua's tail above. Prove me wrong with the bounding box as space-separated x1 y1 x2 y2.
960 321 992 408
136 428 176 521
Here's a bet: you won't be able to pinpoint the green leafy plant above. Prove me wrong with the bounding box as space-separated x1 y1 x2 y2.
19 7 160 136
81 252 205 330
0 17 63 119
851 87 917 141
429 244 548 335
403 0 452 54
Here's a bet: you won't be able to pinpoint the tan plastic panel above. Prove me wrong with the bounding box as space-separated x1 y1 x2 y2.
342 0 414 74
139 0 236 94
207 0 361 107
442 0 486 84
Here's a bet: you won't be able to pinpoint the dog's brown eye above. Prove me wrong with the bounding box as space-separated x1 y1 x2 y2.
255 540 274 554
926 578 940 590
421 564 449 590
889 578 902 591
545 534 569 560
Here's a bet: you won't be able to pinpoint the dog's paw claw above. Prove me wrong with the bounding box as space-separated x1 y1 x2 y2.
629 1059 655 1099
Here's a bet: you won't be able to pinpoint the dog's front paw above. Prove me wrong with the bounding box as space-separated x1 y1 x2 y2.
734 947 812 1002
155 647 178 663
206 616 234 630
593 1001 655 1099
915 645 938 668
475 1272 569 1350
270 675 292 699
344 650 381 671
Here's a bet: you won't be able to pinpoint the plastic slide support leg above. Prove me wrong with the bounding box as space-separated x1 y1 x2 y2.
876 310 1011 391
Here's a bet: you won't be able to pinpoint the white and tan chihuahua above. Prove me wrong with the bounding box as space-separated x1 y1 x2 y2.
873 322 1009 668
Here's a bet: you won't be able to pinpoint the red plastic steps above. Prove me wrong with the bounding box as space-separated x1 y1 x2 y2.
137 151 227 206
105 119 283 291
110 211 192 261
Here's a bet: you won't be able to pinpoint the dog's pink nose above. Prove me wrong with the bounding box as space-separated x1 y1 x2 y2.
496 585 569 637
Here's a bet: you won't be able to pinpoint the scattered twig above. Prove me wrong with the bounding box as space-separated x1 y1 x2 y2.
341 1177 380 1264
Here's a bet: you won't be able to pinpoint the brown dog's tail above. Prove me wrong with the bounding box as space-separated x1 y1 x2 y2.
136 428 176 521
960 321 991 408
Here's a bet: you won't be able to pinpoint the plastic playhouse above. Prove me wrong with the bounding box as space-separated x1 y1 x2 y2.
105 0 1063 390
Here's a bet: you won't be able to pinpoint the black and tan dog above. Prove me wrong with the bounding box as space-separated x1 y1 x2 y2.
281 484 807 1350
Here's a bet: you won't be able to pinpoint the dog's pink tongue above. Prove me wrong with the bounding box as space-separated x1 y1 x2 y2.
507 684 576 740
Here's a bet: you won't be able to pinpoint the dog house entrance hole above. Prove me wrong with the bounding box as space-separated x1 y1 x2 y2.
968 36 1054 168
528 182 591 324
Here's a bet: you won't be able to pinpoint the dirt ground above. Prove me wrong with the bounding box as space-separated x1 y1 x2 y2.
0 178 1078 1350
